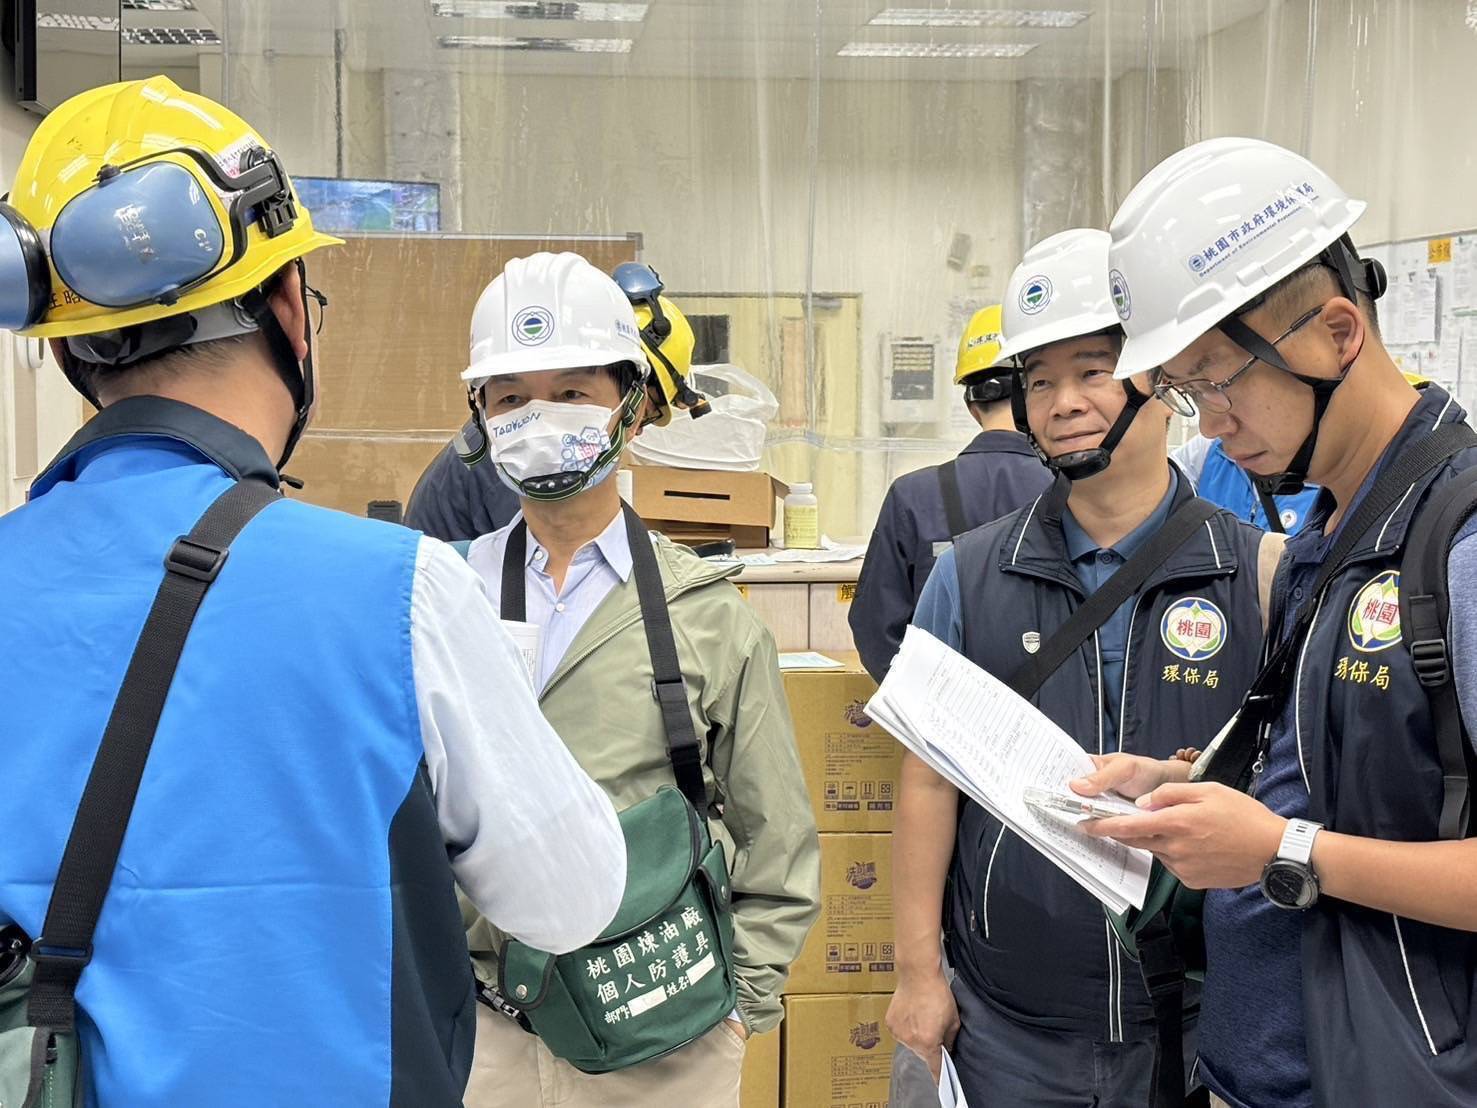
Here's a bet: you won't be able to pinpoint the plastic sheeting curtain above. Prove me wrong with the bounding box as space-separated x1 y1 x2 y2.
120 0 1473 538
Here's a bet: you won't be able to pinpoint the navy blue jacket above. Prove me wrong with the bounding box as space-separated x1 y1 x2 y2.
404 424 521 541
1274 386 1477 1106
947 479 1270 1040
851 431 1051 680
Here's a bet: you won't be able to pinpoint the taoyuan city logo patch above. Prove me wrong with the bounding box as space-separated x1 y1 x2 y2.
1109 268 1132 321
1018 275 1053 315
512 305 554 346
1348 570 1402 653
1160 597 1227 662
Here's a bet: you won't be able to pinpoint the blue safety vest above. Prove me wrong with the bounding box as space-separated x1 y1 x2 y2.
0 398 473 1107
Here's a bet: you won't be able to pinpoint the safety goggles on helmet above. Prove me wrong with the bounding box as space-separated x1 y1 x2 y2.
0 144 297 331
961 370 1013 406
613 261 710 420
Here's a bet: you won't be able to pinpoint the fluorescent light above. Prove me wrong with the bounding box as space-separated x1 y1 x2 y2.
122 0 198 11
122 26 220 44
438 34 634 52
37 13 120 31
838 41 1036 58
869 7 1089 28
430 1 648 21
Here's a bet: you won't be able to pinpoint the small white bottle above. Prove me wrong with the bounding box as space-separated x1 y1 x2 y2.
783 482 820 550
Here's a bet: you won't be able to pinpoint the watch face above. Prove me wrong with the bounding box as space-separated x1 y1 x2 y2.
1263 861 1315 909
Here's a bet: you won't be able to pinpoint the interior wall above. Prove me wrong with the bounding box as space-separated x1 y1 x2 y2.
1198 0 1477 248
0 56 76 512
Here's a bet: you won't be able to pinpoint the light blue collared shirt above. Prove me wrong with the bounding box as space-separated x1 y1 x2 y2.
467 509 633 692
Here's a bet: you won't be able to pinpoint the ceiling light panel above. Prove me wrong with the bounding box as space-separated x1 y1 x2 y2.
431 1 648 21
438 34 634 52
869 8 1089 29
123 26 220 44
122 0 198 11
838 41 1036 58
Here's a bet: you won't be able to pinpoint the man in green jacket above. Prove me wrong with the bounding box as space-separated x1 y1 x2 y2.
457 251 820 1108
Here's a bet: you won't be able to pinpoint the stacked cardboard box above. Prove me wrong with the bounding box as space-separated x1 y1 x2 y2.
781 994 896 1108
775 657 901 1106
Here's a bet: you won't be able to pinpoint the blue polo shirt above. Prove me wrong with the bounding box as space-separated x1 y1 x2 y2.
914 471 1177 751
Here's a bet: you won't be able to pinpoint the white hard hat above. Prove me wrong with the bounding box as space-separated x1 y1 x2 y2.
992 228 1120 368
1108 136 1367 379
463 252 646 385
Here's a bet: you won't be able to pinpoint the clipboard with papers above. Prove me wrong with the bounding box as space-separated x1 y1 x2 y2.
866 625 1153 914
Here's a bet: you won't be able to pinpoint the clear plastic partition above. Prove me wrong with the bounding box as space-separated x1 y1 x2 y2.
118 0 1477 537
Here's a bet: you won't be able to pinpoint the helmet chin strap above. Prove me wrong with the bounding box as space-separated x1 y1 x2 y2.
1229 234 1383 496
1012 375 1149 482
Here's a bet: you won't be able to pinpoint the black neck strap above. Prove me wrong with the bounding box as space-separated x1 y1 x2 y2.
499 506 707 809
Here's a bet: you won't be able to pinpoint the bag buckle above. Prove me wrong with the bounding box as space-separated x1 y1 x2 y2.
477 984 533 1032
31 941 92 981
1410 637 1450 687
165 537 229 582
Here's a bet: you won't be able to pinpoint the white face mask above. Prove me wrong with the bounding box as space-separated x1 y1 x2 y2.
486 399 620 499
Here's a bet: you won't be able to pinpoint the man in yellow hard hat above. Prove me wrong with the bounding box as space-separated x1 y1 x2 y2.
404 262 706 540
0 77 624 1107
850 304 1052 680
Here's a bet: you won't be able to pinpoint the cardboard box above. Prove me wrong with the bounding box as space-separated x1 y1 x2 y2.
740 1027 780 1108
782 994 895 1108
783 661 901 833
786 833 895 994
631 465 787 548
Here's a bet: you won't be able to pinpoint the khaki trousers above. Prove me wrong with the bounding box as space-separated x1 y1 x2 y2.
463 1002 746 1108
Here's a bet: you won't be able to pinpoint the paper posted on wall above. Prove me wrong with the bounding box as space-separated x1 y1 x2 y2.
865 626 1152 914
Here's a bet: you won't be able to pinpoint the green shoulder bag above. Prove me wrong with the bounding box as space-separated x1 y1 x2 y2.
480 506 739 1073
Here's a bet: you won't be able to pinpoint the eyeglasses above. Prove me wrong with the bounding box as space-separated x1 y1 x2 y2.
1152 304 1324 418
305 282 328 335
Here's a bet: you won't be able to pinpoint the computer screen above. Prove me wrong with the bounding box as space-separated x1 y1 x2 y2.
292 177 442 234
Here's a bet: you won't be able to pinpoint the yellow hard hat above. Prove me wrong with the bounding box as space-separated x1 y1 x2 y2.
5 75 340 339
634 295 699 426
954 304 1006 386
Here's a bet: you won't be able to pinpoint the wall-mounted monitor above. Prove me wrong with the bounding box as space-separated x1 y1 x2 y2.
11 0 122 115
292 177 442 234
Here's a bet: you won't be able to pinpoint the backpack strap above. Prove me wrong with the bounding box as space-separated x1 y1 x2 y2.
1400 464 1477 840
937 460 969 541
27 479 280 1032
1201 421 1477 791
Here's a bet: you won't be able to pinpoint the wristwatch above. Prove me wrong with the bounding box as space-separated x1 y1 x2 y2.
1260 818 1322 910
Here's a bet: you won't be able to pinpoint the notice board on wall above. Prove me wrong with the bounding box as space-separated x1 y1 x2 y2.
1359 230 1477 413
292 233 640 516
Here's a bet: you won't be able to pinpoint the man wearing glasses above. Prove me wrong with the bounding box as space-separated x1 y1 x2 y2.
891 228 1281 1107
1078 138 1477 1107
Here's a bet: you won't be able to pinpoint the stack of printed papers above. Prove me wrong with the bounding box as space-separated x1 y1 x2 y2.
866 626 1152 914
